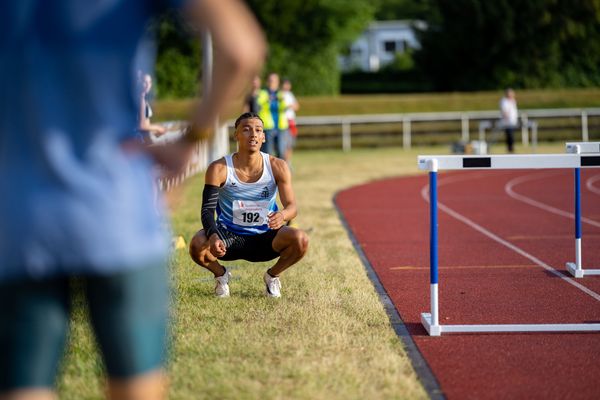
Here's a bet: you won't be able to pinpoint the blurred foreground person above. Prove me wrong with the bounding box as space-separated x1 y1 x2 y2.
0 1 264 399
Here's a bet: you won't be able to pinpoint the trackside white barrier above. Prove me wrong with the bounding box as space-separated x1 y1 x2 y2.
417 152 600 336
565 142 600 278
155 123 230 192
226 107 600 151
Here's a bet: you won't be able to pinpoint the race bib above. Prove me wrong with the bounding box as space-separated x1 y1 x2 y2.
232 200 270 227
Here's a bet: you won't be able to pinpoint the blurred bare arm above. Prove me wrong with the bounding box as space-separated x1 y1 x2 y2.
186 0 266 135
148 0 266 175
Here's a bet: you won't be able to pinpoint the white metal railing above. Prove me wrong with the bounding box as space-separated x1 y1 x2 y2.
225 107 600 152
477 120 539 151
153 122 229 192
152 107 599 189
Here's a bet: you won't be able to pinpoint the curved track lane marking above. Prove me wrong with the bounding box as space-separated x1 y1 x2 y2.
420 173 600 302
587 174 600 196
505 171 600 228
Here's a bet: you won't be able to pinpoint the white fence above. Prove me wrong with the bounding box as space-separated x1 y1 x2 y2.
155 107 600 191
257 107 600 151
153 122 229 192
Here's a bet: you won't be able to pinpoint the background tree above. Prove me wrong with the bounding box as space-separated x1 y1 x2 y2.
154 11 202 99
153 0 600 97
414 0 600 91
373 0 430 20
154 1 374 97
244 0 375 95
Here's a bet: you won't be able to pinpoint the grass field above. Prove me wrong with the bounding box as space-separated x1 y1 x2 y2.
155 88 600 122
57 142 566 399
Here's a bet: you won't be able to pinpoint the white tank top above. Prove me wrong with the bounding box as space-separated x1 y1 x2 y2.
217 152 278 235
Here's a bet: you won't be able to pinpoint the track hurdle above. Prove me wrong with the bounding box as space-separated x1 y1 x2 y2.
565 142 600 278
418 153 600 336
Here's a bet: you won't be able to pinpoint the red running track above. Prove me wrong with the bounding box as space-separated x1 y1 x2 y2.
336 169 600 400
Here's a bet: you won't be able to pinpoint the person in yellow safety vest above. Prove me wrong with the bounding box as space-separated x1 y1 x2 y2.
257 72 290 161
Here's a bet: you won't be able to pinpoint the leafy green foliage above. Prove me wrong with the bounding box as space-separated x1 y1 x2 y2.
414 0 600 90
266 43 341 94
245 0 376 95
152 0 600 97
382 49 416 72
155 11 202 99
373 0 431 20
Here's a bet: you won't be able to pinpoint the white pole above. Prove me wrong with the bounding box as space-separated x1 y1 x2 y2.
576 238 582 271
581 111 589 142
521 113 529 147
461 114 469 142
531 121 538 153
202 30 226 161
342 120 351 152
478 121 489 143
202 30 212 96
403 117 411 150
431 284 439 327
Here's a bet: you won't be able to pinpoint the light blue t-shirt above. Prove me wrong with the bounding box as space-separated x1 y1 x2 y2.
0 1 182 280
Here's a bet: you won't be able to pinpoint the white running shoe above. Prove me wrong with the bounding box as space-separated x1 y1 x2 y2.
263 271 281 298
215 268 231 298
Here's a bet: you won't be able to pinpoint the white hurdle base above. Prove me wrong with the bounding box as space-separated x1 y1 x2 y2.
421 313 600 336
566 262 600 278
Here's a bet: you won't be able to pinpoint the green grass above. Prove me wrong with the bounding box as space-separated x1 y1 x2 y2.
57 143 567 399
155 88 600 122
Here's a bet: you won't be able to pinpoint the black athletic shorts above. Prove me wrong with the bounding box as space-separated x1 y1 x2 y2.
217 224 281 262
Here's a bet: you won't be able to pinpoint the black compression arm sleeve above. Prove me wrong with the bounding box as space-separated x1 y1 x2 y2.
201 184 222 239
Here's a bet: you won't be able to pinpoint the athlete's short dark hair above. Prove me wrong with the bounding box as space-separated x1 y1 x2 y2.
234 112 263 128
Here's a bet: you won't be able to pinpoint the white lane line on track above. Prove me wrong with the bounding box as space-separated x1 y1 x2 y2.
587 174 600 196
505 171 600 228
420 172 600 302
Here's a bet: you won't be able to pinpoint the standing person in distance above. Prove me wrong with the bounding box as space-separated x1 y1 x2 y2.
257 72 290 160
0 1 265 400
138 72 166 143
242 75 262 114
189 112 309 298
281 78 300 164
499 88 519 153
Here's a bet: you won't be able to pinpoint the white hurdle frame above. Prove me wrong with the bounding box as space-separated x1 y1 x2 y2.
565 142 600 278
418 153 600 336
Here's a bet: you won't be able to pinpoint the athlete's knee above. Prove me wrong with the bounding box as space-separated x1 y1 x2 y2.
189 231 210 266
292 229 309 256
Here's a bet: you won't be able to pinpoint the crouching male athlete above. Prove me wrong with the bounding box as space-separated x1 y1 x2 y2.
189 112 309 297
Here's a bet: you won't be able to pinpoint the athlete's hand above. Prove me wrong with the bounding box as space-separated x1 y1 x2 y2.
209 233 227 257
267 211 285 230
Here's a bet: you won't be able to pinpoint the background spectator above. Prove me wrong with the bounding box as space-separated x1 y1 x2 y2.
499 88 518 153
139 72 167 143
257 73 290 160
281 78 300 163
243 75 262 114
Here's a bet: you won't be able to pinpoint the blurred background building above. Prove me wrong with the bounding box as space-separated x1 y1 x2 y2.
339 20 425 72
